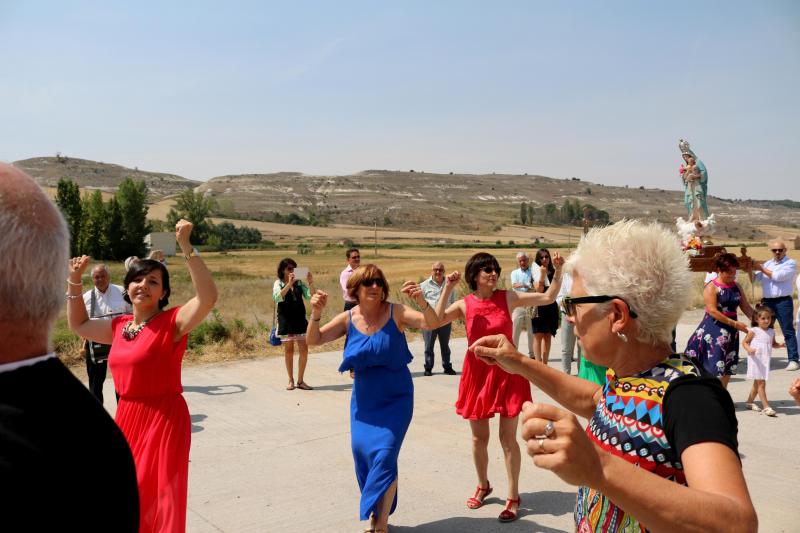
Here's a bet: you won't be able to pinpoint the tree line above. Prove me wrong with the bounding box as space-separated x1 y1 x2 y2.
519 199 610 226
55 179 262 259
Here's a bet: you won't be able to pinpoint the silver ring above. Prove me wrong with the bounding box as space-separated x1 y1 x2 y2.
544 421 555 438
537 438 546 451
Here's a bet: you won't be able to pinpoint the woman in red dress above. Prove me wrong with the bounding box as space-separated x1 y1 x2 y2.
429 252 563 522
67 219 218 533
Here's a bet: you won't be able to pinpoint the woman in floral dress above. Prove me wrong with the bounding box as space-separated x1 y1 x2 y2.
685 253 755 387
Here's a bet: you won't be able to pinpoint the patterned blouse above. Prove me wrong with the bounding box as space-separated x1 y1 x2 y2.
575 354 701 532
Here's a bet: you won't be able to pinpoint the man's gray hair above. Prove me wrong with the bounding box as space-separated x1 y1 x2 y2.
92 264 109 274
566 220 692 346
0 165 69 327
515 251 529 260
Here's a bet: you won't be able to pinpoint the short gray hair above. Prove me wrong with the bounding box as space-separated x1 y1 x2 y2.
515 251 529 260
566 220 691 346
92 264 109 275
0 165 69 327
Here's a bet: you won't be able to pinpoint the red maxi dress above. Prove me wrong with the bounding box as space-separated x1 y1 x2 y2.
456 290 532 419
110 307 191 533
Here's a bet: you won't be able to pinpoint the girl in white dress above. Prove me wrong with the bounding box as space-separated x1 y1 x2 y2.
744 307 785 416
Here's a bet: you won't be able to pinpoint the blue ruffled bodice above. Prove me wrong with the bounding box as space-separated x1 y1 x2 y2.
338 305 413 372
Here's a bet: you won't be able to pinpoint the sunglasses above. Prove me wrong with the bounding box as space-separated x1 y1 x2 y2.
432 268 445 272
361 278 386 288
561 295 638 318
350 256 361 260
771 248 785 253
481 266 502 275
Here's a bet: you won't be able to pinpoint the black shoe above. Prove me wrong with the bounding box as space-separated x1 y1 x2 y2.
423 370 433 376
443 367 457 375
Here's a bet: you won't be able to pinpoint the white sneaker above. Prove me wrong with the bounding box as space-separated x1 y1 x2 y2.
786 361 800 371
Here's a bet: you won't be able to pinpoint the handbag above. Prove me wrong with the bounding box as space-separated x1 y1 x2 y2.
269 299 282 346
87 289 112 364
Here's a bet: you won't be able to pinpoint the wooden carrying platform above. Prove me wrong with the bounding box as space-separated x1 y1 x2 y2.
688 245 753 273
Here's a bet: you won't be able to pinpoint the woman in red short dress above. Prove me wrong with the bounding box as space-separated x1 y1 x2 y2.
68 220 218 533
429 252 563 522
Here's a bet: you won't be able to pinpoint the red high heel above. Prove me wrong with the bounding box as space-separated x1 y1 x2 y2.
466 483 492 509
498 497 520 522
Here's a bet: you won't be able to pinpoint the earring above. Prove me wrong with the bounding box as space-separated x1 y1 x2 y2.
616 331 628 343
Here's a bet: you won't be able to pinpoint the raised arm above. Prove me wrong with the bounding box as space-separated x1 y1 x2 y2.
305 290 348 345
66 255 113 344
399 280 441 330
174 219 219 341
434 271 465 325
509 253 564 311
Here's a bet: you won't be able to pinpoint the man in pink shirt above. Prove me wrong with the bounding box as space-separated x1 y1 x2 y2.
340 248 361 311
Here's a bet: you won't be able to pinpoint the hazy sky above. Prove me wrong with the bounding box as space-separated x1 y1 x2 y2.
2 1 798 200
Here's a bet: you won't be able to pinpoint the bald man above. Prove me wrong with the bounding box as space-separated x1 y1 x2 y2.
420 262 457 375
82 263 131 403
753 239 798 370
0 163 139 531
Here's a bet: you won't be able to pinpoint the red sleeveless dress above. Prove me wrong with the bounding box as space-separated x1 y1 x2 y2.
110 307 190 533
456 290 532 419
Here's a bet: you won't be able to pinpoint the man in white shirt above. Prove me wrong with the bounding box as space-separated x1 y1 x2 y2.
0 162 139 531
753 240 798 370
556 271 581 374
420 262 457 376
340 248 360 311
510 252 534 358
83 264 132 403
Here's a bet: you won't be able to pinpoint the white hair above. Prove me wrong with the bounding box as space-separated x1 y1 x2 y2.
124 256 140 271
92 263 109 274
515 251 529 260
0 168 69 327
566 219 691 346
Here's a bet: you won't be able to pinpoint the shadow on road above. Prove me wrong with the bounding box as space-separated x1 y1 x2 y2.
184 384 247 395
391 515 567 532
191 413 207 433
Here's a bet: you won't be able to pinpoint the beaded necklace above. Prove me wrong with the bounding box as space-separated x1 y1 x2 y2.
122 311 160 341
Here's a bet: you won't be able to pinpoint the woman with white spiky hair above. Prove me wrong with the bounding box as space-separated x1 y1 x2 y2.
470 220 757 533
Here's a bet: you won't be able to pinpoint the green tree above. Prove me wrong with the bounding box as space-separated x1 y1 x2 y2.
527 204 535 225
106 197 125 259
79 190 109 258
167 189 216 244
55 178 82 256
520 202 528 225
116 178 150 258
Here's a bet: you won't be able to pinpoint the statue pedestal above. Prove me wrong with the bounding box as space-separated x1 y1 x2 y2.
688 245 753 273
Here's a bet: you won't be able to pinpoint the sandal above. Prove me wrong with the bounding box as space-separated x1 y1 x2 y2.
498 497 520 523
466 483 492 509
746 403 761 412
286 380 295 391
297 381 314 390
763 407 777 417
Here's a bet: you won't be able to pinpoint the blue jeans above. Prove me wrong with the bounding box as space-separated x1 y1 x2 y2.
422 324 452 371
762 297 798 362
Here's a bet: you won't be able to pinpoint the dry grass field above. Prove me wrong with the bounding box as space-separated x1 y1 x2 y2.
57 242 796 370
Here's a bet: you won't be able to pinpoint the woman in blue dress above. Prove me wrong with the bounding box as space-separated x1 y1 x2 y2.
685 253 755 388
306 264 439 533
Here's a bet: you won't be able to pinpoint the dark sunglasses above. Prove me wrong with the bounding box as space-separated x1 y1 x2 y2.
361 278 385 288
561 295 638 318
350 255 361 260
481 266 502 275
771 248 785 253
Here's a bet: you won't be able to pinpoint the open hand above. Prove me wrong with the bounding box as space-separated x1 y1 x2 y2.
469 334 525 375
286 272 296 286
520 401 604 487
310 290 328 313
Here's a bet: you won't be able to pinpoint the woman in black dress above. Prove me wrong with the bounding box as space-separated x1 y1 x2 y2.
273 258 315 390
532 248 559 365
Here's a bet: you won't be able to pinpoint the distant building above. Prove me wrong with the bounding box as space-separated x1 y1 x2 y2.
144 232 176 256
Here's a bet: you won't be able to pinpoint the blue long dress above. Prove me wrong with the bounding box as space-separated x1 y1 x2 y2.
338 304 414 521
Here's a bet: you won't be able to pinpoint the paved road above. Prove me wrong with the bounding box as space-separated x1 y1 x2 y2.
95 313 799 532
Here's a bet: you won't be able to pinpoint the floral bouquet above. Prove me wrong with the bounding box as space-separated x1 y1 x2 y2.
683 235 703 255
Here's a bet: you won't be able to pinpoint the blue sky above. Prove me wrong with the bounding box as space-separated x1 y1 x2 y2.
1 1 798 200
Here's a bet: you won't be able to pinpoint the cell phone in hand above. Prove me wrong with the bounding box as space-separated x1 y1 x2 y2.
294 267 309 280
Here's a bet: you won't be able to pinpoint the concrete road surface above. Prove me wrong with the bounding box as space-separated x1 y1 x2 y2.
94 311 799 532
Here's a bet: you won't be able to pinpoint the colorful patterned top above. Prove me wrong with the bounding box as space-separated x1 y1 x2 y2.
575 354 701 532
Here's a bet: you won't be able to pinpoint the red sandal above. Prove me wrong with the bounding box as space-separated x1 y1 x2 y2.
498 497 520 522
466 483 492 509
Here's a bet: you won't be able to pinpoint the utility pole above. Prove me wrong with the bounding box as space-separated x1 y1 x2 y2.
374 218 378 258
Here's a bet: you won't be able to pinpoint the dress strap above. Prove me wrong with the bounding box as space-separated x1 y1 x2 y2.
389 303 394 319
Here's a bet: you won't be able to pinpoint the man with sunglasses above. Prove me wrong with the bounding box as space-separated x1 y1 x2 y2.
753 240 798 370
340 248 361 311
420 262 457 376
